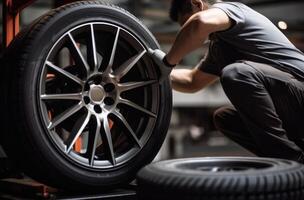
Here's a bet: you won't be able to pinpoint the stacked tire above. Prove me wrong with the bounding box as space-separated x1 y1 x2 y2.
137 157 304 200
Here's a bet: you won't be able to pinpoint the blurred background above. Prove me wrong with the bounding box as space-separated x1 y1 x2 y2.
0 0 303 160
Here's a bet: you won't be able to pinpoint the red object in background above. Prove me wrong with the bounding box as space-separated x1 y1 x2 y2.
3 0 78 47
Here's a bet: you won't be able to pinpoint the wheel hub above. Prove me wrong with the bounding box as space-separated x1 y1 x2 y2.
89 85 105 103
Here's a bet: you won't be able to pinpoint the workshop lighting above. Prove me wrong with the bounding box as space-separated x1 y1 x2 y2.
278 21 288 30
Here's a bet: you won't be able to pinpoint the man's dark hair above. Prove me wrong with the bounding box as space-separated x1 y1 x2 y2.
170 0 217 22
170 0 193 22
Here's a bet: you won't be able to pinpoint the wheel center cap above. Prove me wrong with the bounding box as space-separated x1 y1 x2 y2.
89 85 105 103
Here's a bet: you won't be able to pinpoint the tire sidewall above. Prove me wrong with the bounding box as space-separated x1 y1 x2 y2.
141 157 300 177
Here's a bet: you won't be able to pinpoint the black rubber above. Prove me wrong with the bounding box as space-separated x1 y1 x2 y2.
2 1 172 190
137 157 304 200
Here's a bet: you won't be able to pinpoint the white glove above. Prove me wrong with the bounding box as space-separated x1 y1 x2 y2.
148 48 175 83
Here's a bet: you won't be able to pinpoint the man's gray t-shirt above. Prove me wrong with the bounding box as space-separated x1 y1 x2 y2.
199 2 304 78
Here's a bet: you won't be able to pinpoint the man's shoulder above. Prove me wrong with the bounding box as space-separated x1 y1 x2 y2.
212 1 250 14
212 2 245 8
210 2 248 34
212 1 246 6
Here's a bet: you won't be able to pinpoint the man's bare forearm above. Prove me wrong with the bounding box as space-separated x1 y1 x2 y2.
171 67 218 93
170 69 197 93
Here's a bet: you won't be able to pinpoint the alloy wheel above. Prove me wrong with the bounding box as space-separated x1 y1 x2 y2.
39 22 160 169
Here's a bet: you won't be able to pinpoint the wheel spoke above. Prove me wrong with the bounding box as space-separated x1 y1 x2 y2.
88 24 98 72
67 33 90 76
113 110 142 148
103 117 116 165
104 28 120 74
114 50 146 80
48 102 83 129
46 61 84 85
41 93 83 101
87 117 101 166
66 112 91 153
119 97 156 118
119 80 157 92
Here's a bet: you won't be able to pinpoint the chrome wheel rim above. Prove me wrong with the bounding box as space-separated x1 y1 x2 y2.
39 22 159 169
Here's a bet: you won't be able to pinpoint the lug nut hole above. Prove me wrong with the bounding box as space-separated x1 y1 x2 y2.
84 84 90 91
94 76 102 85
104 97 115 106
84 96 90 104
104 83 116 93
94 105 102 114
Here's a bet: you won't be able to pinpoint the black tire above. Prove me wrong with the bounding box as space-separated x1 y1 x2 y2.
2 1 172 190
137 157 304 200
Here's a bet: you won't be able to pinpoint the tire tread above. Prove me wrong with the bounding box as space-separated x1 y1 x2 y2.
137 158 304 200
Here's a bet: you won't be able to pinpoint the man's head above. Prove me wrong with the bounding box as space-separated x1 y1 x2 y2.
170 0 216 25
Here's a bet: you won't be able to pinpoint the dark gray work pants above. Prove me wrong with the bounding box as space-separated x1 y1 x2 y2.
214 61 304 161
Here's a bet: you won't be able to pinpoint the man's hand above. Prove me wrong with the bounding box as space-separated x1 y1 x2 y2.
148 48 175 83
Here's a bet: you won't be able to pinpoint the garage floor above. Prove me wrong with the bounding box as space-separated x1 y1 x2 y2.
0 178 137 200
